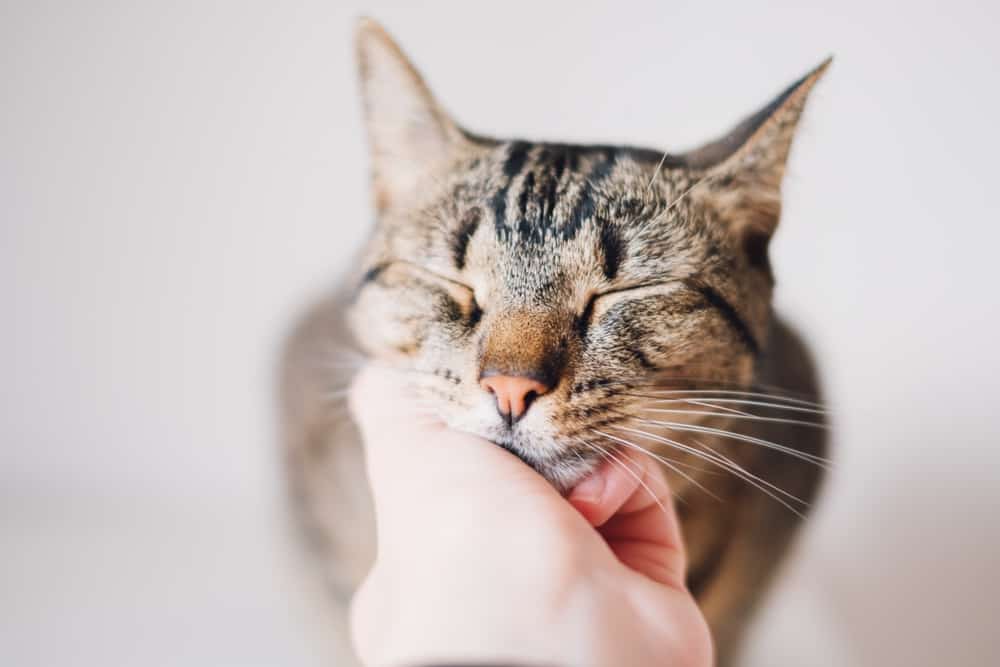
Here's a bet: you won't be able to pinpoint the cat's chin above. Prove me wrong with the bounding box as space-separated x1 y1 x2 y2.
442 411 600 493
490 438 596 495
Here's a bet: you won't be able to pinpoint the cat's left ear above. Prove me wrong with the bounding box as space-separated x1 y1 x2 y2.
685 59 831 267
355 18 468 212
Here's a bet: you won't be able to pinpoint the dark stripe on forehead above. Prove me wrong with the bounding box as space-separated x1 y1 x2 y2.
452 207 481 270
516 171 535 221
688 281 760 355
489 141 532 234
566 147 581 171
503 141 532 177
599 224 624 280
516 171 539 240
567 148 617 236
490 143 635 244
538 147 565 222
589 146 618 182
549 149 568 183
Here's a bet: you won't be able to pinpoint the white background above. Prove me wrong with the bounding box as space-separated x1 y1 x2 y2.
3 1 999 665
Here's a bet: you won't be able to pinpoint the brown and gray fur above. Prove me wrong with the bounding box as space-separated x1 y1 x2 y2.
281 18 830 666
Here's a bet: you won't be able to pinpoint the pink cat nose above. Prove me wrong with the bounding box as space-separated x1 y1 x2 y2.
479 374 550 424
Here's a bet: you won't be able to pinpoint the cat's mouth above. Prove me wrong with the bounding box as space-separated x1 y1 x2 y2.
493 438 540 468
435 388 611 491
480 426 601 493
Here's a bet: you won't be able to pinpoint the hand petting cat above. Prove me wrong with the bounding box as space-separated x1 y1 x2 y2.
348 365 713 667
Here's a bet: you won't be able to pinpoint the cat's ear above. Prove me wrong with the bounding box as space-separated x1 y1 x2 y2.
686 59 830 267
355 18 466 211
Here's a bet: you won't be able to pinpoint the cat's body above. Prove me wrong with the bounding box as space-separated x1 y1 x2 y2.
281 19 829 666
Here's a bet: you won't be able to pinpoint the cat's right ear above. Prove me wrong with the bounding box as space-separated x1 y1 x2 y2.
355 18 466 212
681 59 830 271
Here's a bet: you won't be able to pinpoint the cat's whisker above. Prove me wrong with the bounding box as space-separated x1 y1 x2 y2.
645 151 671 193
322 387 353 400
684 398 753 417
631 397 827 417
633 372 825 401
635 407 828 430
627 417 830 468
627 388 827 411
320 363 365 373
578 437 674 514
589 429 718 502
320 346 368 367
607 425 807 516
676 398 754 416
681 436 810 514
641 170 721 224
668 397 826 416
610 424 795 499
583 431 719 475
576 438 620 476
632 378 822 398
565 448 602 487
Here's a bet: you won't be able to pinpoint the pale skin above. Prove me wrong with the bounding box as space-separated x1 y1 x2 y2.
349 366 713 667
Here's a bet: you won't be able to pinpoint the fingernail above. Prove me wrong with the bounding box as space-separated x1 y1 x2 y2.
570 469 605 504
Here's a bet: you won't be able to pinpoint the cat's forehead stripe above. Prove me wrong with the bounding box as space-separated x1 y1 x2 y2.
599 224 624 281
487 142 629 245
452 207 481 270
487 141 531 227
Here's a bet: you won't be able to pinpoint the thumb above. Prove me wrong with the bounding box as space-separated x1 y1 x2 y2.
568 446 688 589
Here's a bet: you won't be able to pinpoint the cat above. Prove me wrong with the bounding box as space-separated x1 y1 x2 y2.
280 18 829 666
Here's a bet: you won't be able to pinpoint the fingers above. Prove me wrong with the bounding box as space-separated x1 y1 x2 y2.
567 453 643 527
569 447 688 589
349 365 552 518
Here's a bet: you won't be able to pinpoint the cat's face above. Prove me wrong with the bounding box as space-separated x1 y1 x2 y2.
347 20 826 489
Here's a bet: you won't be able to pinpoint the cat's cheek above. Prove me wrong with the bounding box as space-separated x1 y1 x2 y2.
347 294 425 361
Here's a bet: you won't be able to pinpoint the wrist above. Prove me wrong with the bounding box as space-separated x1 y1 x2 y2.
366 566 608 667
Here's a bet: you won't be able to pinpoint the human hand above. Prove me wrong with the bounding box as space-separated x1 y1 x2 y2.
348 365 713 667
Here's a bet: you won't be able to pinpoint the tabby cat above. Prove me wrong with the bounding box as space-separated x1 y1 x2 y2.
280 18 829 666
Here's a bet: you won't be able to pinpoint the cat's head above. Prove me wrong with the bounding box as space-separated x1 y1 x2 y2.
347 19 827 490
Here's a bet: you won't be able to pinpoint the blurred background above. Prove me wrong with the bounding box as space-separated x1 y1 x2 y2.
3 1 999 665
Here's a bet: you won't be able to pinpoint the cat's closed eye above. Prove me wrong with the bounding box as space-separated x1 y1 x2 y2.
362 260 482 326
578 282 685 335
